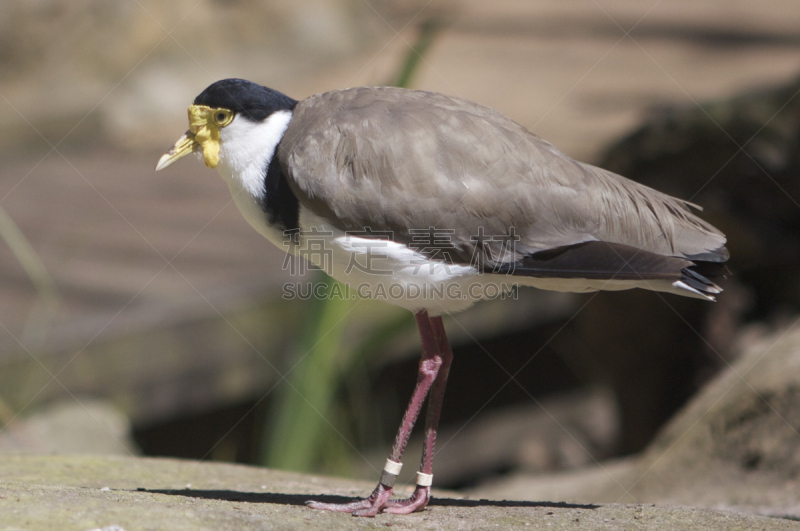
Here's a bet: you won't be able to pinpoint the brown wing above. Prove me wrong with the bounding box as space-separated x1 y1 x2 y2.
278 87 728 270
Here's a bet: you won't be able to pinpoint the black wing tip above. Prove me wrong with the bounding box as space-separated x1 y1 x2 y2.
685 245 729 263
677 265 724 300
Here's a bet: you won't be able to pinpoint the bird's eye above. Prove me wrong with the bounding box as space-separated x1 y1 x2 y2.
213 109 233 127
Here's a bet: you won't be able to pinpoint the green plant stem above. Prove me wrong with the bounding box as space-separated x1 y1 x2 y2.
393 18 442 89
0 206 58 304
263 273 354 471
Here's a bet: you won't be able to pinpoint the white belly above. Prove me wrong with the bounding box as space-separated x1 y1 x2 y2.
294 209 508 314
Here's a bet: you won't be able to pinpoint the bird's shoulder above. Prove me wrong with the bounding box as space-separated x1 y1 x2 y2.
280 86 560 165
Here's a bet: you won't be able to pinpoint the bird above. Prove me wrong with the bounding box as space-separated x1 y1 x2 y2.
156 78 728 517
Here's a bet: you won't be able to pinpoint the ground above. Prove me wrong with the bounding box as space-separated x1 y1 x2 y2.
0 454 795 530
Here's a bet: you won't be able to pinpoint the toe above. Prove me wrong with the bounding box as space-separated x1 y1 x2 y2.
383 486 430 514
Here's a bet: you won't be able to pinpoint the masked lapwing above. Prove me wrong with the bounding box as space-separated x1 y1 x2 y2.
156 78 728 516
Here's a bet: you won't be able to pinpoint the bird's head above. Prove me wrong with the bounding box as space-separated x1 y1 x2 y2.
156 78 297 172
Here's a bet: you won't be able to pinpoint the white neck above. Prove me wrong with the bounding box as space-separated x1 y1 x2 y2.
216 110 293 200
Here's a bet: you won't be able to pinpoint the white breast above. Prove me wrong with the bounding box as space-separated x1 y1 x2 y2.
216 110 293 249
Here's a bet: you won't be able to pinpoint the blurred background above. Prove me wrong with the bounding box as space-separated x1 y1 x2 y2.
1 0 800 498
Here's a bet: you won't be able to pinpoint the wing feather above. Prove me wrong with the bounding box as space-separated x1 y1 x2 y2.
278 87 728 269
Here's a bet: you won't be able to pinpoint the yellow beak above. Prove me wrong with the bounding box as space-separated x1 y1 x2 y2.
155 130 197 171
155 104 224 172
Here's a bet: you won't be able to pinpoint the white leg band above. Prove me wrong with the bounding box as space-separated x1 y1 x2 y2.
384 459 403 475
416 471 433 487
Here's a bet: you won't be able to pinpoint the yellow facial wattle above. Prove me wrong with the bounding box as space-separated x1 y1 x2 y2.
188 105 221 168
155 104 234 172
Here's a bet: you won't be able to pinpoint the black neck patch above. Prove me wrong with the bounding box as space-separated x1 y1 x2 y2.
260 153 300 237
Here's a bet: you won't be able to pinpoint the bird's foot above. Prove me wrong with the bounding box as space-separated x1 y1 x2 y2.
306 484 394 517
383 485 431 514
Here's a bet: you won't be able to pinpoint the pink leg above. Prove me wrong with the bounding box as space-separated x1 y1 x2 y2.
384 315 453 514
306 310 443 517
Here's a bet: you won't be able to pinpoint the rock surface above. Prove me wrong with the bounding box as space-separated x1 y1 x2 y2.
0 398 138 456
0 454 796 530
472 322 800 520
